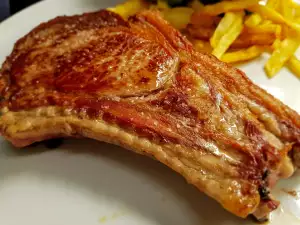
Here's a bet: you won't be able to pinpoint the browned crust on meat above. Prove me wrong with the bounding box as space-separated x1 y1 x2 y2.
0 9 299 219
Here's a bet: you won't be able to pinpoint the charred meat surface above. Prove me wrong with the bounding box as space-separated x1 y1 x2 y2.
0 9 300 220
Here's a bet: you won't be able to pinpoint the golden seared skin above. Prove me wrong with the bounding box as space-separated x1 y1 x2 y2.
0 10 300 220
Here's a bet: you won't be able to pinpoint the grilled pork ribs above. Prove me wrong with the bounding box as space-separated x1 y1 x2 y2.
0 9 299 220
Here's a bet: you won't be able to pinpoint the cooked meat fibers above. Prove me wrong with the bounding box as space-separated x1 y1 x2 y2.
0 9 299 220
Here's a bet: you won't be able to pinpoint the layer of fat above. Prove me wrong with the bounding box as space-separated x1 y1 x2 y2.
0 106 260 218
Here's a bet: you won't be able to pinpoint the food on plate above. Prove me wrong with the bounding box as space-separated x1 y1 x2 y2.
244 13 262 27
221 45 264 63
0 9 300 222
211 11 245 58
265 30 299 77
109 0 148 18
287 55 300 78
112 0 300 79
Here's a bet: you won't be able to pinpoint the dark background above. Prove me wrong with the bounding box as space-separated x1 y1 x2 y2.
0 0 41 21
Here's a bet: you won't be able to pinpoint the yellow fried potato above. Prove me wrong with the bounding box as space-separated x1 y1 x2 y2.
245 24 278 34
295 17 300 24
249 5 300 33
279 0 293 19
293 2 300 18
272 38 281 49
109 0 148 18
260 20 273 26
265 31 299 77
200 0 259 16
266 0 279 11
244 13 262 27
221 46 264 63
210 12 241 48
275 25 282 38
246 23 282 39
163 7 194 30
287 55 300 78
232 33 275 48
212 12 245 58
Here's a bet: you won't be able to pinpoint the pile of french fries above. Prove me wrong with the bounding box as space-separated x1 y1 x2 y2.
110 0 300 79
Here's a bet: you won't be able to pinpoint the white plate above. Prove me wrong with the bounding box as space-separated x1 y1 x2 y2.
0 1 299 225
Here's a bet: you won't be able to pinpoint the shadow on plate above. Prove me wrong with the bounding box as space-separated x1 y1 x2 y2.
0 138 245 225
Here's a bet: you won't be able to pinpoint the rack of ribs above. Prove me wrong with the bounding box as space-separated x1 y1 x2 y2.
0 9 299 221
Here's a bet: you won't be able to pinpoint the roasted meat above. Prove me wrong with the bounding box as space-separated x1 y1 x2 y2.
0 9 299 220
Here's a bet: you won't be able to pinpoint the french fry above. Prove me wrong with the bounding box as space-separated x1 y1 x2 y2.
163 7 194 30
210 12 240 48
281 24 291 39
265 31 299 77
245 24 279 34
199 0 259 16
266 0 280 11
249 5 300 33
244 13 262 27
260 20 273 26
295 17 300 24
245 23 282 39
231 33 275 48
279 0 293 19
212 12 245 58
272 38 281 49
108 0 148 18
221 46 264 63
287 55 300 78
275 25 282 38
293 2 300 18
